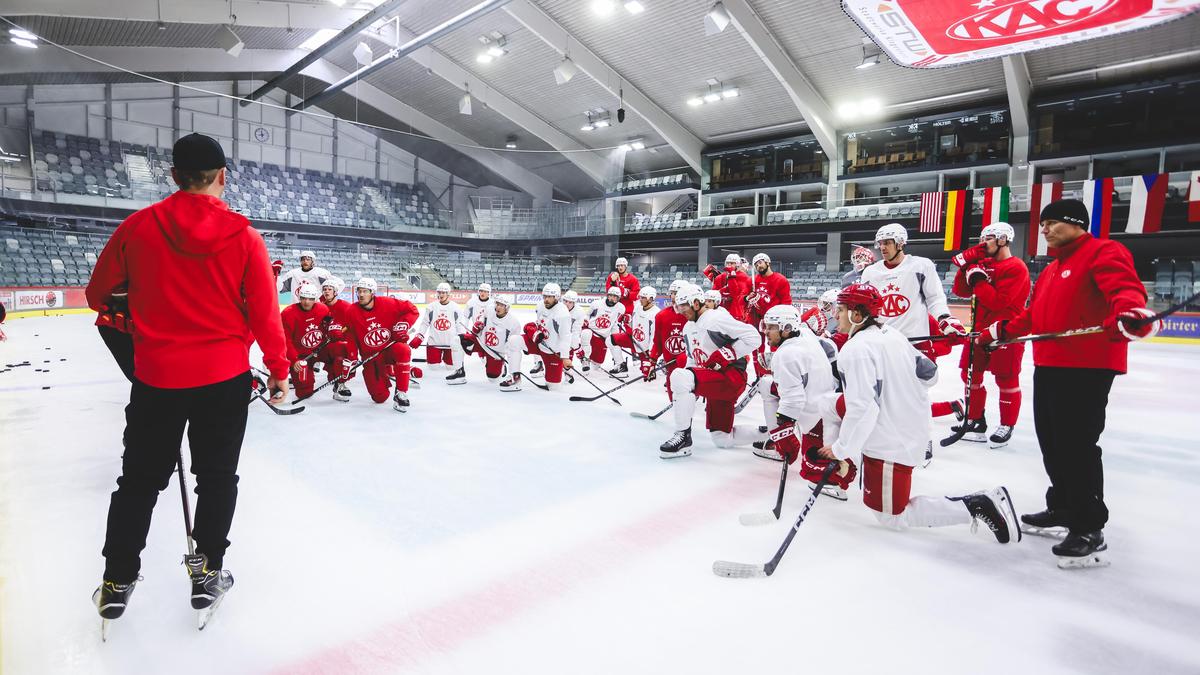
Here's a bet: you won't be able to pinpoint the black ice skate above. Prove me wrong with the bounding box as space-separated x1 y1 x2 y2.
529 361 545 377
332 382 352 402
952 414 988 443
185 554 234 630
1020 509 1068 539
609 361 629 379
1053 530 1109 569
93 576 140 641
752 438 783 462
445 367 466 385
659 428 692 458
988 425 1013 449
960 486 1020 544
499 374 522 392
392 390 410 412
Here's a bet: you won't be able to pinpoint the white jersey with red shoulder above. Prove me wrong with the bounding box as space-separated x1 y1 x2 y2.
681 307 761 367
587 298 626 339
630 302 658 353
466 294 495 324
415 300 465 347
771 330 838 430
478 306 523 359
535 300 573 358
567 304 588 348
859 254 950 338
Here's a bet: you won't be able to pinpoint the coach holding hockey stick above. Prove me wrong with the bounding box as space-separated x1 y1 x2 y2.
976 199 1161 568
86 133 290 623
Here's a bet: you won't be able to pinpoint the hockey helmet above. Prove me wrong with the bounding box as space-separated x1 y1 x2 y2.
356 277 378 294
850 245 876 271
818 288 839 313
762 304 802 333
542 282 562 298
436 282 452 294
752 252 771 266
639 286 657 300
296 282 320 300
299 250 316 261
874 223 908 247
837 282 884 317
478 282 493 293
981 222 1015 244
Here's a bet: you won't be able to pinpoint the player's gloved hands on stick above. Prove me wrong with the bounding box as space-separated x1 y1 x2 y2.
769 416 801 464
975 321 1006 348
640 356 655 380
951 243 988 268
702 264 717 280
799 449 856 490
1104 307 1161 342
705 346 738 372
964 264 992 287
938 314 967 336
408 335 423 349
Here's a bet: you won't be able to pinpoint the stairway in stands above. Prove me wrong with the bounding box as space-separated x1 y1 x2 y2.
122 154 159 199
570 274 592 293
362 186 398 221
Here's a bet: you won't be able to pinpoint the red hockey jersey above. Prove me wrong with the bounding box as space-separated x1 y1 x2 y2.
342 296 420 356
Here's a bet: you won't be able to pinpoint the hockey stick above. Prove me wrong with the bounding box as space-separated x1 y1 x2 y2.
738 457 790 526
907 332 979 343
713 460 839 578
940 300 979 447
568 367 622 405
569 362 668 402
733 375 762 414
250 374 306 415
988 290 1200 350
631 402 673 420
290 339 397 404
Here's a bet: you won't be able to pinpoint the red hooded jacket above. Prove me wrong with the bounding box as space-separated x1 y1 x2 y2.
86 191 289 388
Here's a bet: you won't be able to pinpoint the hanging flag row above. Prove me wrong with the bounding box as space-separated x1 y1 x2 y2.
918 187 1007 250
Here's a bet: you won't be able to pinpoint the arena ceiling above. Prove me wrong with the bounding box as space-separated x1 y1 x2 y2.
2 0 1198 201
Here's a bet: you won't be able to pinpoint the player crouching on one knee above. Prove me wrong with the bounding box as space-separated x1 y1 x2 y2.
281 282 354 402
659 286 762 458
343 277 419 412
811 283 1021 543
523 283 574 389
411 282 468 385
468 294 525 392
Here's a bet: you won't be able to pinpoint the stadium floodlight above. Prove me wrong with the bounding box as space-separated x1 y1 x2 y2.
703 89 721 103
593 115 611 128
624 1 646 14
704 2 731 36
9 28 38 41
353 41 373 67
476 53 494 64
592 0 617 17
721 86 739 99
687 97 704 107
554 57 579 85
630 138 646 150
505 135 518 149
216 25 244 58
10 37 37 49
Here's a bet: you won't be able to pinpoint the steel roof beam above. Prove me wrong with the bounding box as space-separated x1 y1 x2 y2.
1 0 365 31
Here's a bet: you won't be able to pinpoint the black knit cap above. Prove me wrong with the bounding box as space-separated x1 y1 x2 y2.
173 133 227 171
1039 199 1089 228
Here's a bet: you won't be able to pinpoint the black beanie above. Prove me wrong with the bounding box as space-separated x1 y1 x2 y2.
1039 199 1089 228
173 133 227 171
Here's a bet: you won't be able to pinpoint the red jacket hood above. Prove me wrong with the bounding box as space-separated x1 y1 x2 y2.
150 191 249 257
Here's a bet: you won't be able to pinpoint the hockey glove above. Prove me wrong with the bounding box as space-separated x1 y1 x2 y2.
951 243 988 268
408 335 423 350
1105 307 1161 342
964 264 992 288
472 318 485 335
799 450 857 490
271 260 284 278
975 321 1006 348
769 417 801 464
705 346 738 371
609 271 620 283
938 314 967 336
640 357 656 380
702 264 718 280
96 303 133 334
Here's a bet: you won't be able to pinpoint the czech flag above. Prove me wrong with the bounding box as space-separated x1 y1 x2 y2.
1083 177 1114 239
1124 173 1167 234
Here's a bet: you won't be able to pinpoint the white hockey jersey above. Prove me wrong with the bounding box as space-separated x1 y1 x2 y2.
771 331 838 431
860 254 950 338
630 302 659 354
278 266 331 300
415 301 465 347
587 299 626 339
681 307 761 368
567 304 589 349
534 300 572 359
477 307 524 366
465 294 495 325
830 324 938 467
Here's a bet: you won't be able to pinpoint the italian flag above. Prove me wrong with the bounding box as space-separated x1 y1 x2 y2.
980 186 1010 227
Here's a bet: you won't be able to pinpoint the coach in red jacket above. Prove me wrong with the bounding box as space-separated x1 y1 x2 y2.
977 199 1159 562
86 133 289 605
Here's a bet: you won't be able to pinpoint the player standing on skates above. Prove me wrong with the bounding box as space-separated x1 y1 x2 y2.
86 133 289 634
977 199 1161 568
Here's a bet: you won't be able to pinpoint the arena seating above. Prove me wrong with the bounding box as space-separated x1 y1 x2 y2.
421 254 576 292
0 225 106 286
610 173 691 193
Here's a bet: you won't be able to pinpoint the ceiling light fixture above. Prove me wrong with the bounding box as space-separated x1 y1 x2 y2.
690 79 738 106
837 97 883 120
476 35 507 64
216 24 244 58
353 41 373 67
856 48 881 70
298 28 339 51
10 28 38 41
687 97 704 107
505 135 518 149
594 116 611 128
10 37 37 49
703 90 721 103
704 2 731 36
630 138 645 150
459 89 473 116
624 1 646 14
884 88 991 110
592 0 617 17
554 56 579 85
721 86 739 99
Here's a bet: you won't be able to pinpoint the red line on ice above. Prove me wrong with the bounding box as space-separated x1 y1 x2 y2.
276 468 767 674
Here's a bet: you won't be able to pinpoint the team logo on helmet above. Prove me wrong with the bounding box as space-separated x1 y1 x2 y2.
363 326 391 349
434 316 452 332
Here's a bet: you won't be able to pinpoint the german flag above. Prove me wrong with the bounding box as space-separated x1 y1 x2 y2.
942 189 967 251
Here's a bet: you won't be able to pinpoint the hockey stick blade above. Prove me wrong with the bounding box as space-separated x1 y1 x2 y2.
939 427 967 447
712 560 769 578
631 403 673 420
737 512 777 527
520 371 550 391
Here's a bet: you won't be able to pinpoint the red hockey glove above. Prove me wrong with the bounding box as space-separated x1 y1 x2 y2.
704 346 738 371
1104 307 1161 342
472 318 485 335
326 322 345 340
799 451 857 490
640 357 656 380
96 303 133 334
408 335 423 349
975 321 1005 348
964 264 992 288
769 418 801 464
271 260 284 278
702 264 718 280
938 314 966 336
951 243 988 268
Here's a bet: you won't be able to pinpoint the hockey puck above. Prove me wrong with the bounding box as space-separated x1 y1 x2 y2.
42 386 50 390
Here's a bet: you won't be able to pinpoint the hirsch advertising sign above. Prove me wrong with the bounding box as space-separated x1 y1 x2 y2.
15 289 66 310
843 0 1200 68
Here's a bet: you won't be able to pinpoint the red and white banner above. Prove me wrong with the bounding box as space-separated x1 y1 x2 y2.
842 0 1200 68
1125 173 1168 234
919 191 943 233
1188 170 1200 223
14 289 69 310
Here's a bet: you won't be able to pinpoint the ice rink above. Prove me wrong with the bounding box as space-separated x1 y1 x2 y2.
2 311 1199 675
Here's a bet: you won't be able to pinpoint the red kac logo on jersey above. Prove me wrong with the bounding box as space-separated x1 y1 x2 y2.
633 327 646 342
363 326 391 349
879 293 911 318
595 316 611 330
484 331 499 347
665 335 686 354
434 316 452 332
300 328 324 349
692 347 707 364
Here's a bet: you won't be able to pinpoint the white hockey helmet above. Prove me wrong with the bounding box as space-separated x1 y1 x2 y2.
615 256 629 268
675 285 705 308
874 223 908 247
436 282 452 294
981 221 1015 244
668 279 688 295
494 293 514 307
356 277 378 293
704 289 723 304
299 250 316 261
562 290 579 303
542 282 562 298
478 282 492 293
639 286 656 300
752 252 771 266
763 304 803 333
296 282 320 300
606 285 622 297
322 277 345 294
818 288 839 312
724 253 740 267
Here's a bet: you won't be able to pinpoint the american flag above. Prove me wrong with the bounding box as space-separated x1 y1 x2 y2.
919 191 943 233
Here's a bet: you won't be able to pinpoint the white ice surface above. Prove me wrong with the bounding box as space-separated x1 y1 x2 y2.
1 312 1199 675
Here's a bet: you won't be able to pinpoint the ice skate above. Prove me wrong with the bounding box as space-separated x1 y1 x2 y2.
445 367 466 385
529 361 545 377
961 486 1020 543
951 415 988 443
1020 509 1068 539
185 554 234 630
499 374 522 392
923 440 933 468
752 438 783 461
608 361 629 379
392 391 410 412
659 428 692 459
332 382 352 402
93 576 140 641
988 425 1013 449
1054 530 1109 569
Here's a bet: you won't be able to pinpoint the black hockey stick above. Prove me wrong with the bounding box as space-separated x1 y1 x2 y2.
631 402 673 420
250 375 306 415
569 362 667 402
568 367 621 405
988 290 1200 350
733 375 762 414
713 460 839 578
290 339 397 404
940 300 979 447
907 332 979 343
738 457 790 526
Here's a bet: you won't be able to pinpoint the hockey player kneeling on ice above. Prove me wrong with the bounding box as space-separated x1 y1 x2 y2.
817 283 1021 543
646 281 691 398
343 278 418 411
659 286 763 458
585 286 627 373
753 305 837 480
319 277 357 401
471 294 525 391
281 283 354 402
412 282 468 385
610 286 658 379
558 290 588 374
523 283 573 389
